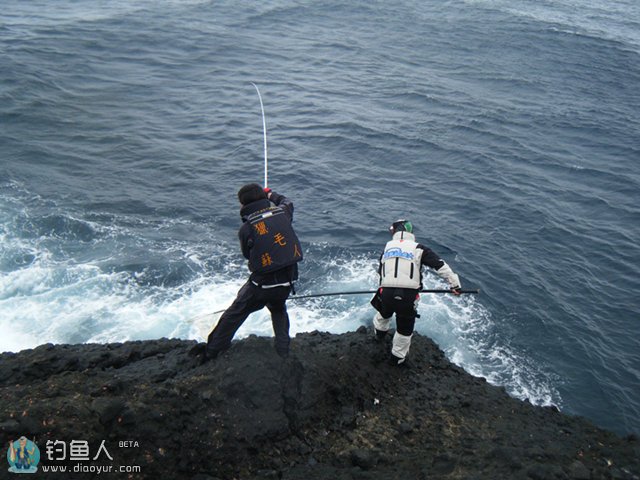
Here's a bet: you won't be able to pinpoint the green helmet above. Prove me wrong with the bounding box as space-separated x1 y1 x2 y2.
389 219 413 235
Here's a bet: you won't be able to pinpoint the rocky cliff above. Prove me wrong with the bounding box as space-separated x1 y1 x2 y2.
1 329 638 479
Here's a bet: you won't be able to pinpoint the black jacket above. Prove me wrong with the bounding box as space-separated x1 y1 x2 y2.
238 191 300 286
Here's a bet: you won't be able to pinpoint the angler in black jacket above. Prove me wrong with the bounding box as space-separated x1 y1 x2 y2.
204 183 303 361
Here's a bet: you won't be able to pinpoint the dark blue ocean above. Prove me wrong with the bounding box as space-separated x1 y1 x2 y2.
1 0 639 436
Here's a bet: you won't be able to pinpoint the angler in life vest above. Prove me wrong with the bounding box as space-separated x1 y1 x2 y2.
371 219 462 365
204 183 303 361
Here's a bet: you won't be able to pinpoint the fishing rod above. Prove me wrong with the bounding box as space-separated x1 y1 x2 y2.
203 288 480 316
289 288 480 300
251 82 268 188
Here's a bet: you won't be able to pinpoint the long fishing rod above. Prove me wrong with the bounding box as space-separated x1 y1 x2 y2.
289 288 480 300
203 288 480 317
251 82 268 188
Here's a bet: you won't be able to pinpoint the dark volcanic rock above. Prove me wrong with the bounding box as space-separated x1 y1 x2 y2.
1 331 638 480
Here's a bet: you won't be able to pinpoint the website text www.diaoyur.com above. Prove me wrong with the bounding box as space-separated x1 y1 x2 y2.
40 463 142 474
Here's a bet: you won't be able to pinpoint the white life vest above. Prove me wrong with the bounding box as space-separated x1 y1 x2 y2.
380 231 423 289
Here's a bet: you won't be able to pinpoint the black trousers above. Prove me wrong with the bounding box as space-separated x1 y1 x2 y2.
206 280 291 356
376 287 419 336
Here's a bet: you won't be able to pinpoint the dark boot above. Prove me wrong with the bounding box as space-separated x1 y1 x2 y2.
374 329 387 342
388 353 405 366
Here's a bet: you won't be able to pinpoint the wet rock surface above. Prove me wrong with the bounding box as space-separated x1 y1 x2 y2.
1 329 638 479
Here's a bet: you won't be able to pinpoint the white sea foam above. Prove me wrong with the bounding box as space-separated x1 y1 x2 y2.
0 245 560 408
417 280 561 407
0 183 560 410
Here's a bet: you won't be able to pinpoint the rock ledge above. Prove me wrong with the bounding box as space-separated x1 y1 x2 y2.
1 329 638 479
